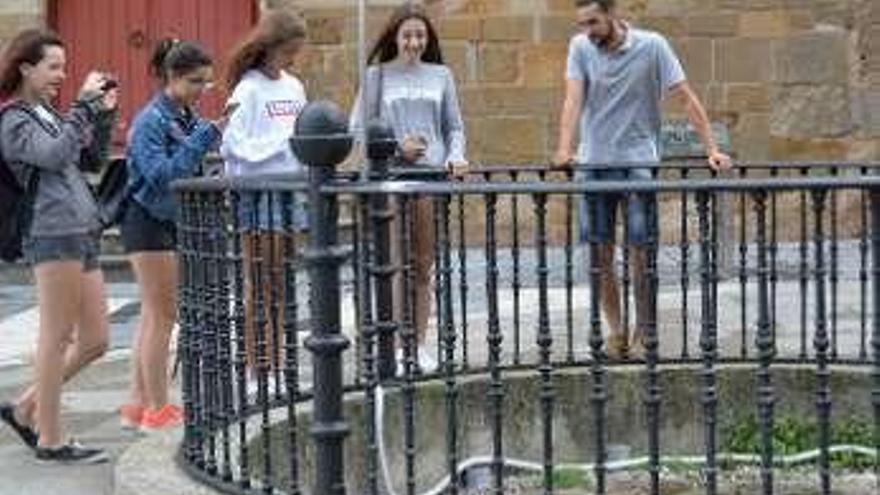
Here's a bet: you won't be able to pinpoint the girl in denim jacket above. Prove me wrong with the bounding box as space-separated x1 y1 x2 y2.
120 39 226 432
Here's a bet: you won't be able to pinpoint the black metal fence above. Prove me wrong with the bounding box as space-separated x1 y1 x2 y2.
175 159 880 495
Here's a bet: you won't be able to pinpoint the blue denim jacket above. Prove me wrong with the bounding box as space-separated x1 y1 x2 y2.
126 92 219 222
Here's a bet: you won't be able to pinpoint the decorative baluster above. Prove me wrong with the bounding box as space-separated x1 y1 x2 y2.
697 191 718 495
830 168 840 360
357 193 379 495
587 193 607 495
812 189 832 495
739 168 749 360
441 191 460 495
869 187 880 482
214 191 234 483
799 168 809 360
644 190 661 495
230 191 251 489
564 170 575 363
485 192 505 495
534 193 555 495
511 172 522 365
754 191 776 495
281 190 302 494
680 168 691 359
861 180 869 361
457 182 470 370
399 194 418 495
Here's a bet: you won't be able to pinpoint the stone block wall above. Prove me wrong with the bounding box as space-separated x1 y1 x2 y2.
0 0 873 162
0 0 44 41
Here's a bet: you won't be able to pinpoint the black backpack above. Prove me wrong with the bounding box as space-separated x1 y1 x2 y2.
95 156 129 228
0 102 45 263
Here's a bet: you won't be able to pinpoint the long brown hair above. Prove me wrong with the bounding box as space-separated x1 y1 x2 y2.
225 10 307 92
0 29 64 100
367 2 443 65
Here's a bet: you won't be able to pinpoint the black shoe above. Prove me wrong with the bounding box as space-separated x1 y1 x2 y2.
35 441 109 465
0 402 38 449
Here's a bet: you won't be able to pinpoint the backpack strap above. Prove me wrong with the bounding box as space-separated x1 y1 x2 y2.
0 100 42 191
0 100 42 257
368 64 384 122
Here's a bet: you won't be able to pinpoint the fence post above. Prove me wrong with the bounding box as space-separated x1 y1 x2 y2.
870 187 880 477
291 101 353 495
366 120 398 381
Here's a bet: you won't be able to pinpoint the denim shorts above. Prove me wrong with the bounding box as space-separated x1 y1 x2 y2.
577 168 657 245
23 231 101 271
236 191 309 233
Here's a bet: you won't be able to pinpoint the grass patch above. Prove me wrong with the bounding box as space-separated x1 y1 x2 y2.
723 415 876 470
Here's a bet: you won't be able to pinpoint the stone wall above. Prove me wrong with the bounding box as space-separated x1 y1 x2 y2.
270 0 878 163
0 0 44 40
0 0 873 162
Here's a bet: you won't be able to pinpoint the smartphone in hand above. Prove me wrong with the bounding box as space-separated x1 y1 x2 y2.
212 102 241 131
223 102 241 118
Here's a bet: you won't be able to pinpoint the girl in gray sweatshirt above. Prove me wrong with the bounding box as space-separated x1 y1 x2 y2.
0 29 116 465
350 3 469 373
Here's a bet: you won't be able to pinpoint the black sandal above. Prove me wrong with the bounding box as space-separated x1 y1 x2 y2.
0 402 38 449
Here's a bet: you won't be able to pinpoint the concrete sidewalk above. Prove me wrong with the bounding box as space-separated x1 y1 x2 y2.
0 358 144 495
0 280 148 495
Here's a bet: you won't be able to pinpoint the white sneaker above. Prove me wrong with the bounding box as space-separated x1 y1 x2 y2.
268 375 288 398
245 377 259 400
246 375 288 401
394 347 438 375
417 347 438 373
394 347 407 376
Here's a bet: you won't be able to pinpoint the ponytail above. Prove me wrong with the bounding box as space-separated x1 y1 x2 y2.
150 38 213 82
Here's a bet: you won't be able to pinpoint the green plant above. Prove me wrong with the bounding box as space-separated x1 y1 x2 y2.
520 468 590 490
722 414 875 470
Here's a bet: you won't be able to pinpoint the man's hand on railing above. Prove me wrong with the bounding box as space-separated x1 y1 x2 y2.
551 150 575 169
447 160 469 178
708 149 733 172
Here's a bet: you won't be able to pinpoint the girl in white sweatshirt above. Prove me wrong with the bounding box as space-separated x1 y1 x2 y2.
221 10 308 387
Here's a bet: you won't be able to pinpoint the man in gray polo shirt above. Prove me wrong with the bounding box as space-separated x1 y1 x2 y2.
554 0 731 360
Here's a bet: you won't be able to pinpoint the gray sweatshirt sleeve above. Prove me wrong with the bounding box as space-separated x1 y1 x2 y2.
80 106 118 173
441 69 466 164
1 103 94 172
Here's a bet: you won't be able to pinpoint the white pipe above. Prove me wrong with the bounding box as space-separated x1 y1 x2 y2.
374 386 877 495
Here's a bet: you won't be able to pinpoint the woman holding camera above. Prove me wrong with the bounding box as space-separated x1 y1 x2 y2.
0 28 117 464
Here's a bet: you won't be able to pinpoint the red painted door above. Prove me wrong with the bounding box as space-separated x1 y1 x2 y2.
52 0 256 150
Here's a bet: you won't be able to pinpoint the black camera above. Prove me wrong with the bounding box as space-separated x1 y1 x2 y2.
101 78 119 92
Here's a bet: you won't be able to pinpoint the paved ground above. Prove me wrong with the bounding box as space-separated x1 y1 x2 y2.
0 241 876 494
0 282 144 495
